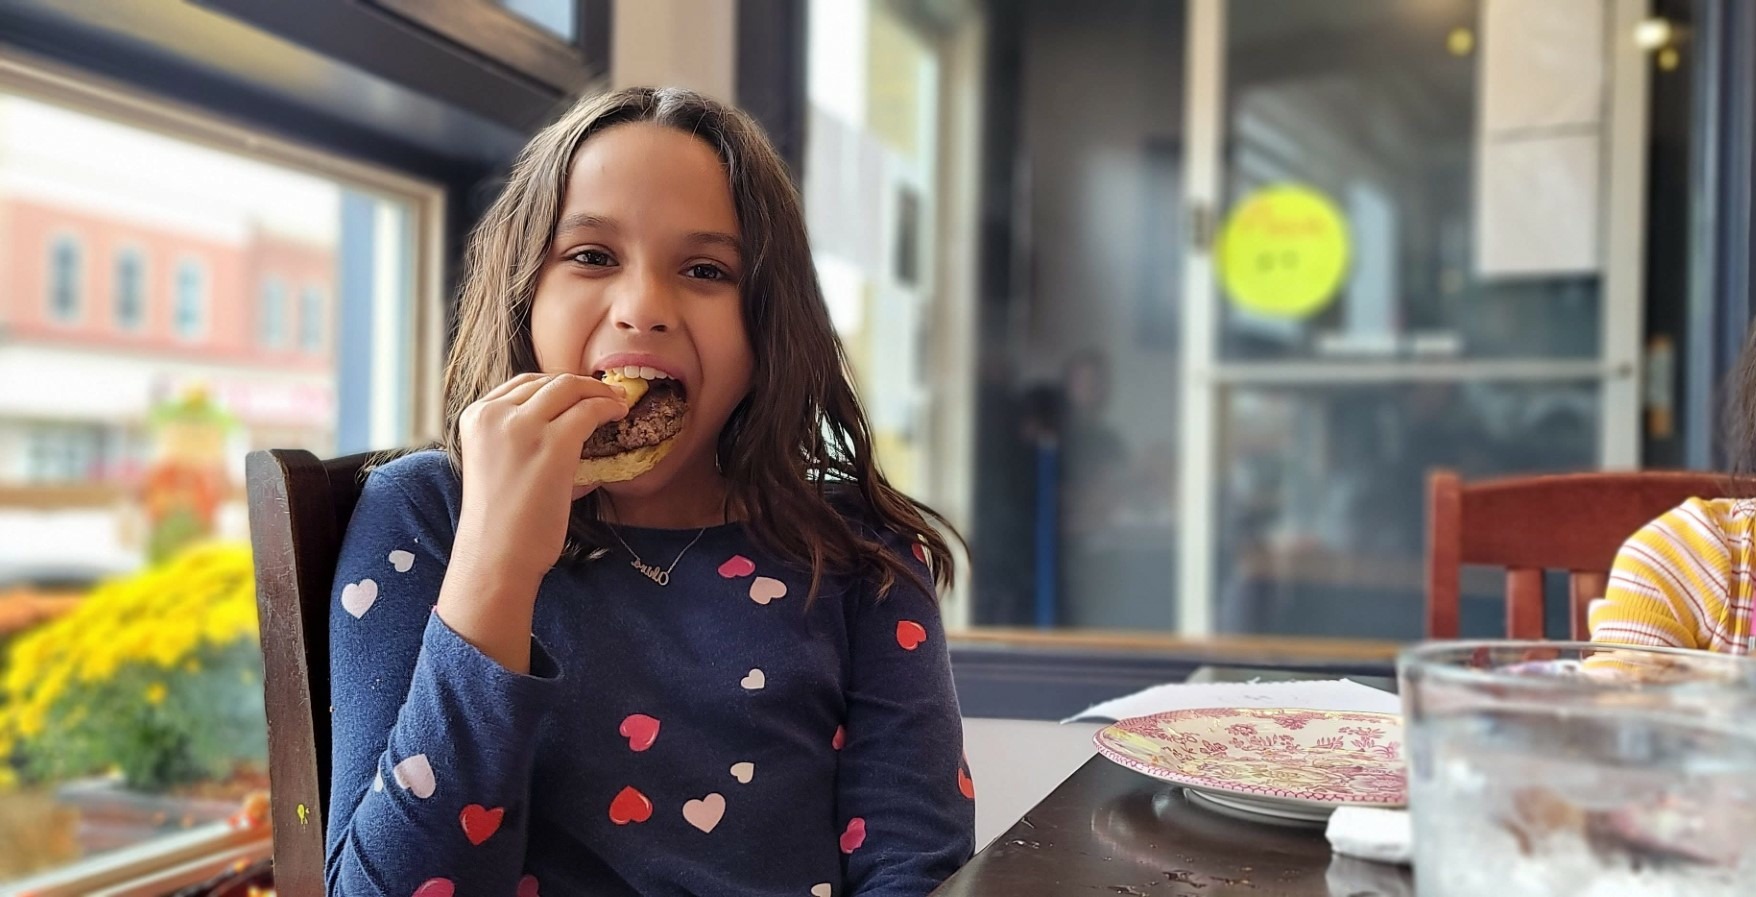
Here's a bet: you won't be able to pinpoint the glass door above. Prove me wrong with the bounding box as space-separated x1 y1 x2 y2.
1178 0 1649 637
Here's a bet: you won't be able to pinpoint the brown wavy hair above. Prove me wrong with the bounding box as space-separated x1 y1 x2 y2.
439 86 958 599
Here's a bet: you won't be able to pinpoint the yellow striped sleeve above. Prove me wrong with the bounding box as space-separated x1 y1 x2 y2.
1589 498 1733 651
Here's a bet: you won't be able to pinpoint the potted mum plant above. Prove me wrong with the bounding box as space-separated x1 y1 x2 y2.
0 542 268 857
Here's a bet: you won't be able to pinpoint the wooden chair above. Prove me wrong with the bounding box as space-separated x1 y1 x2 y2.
1425 469 1737 641
245 449 376 897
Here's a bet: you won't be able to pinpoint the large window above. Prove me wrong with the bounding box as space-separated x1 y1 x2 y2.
0 69 443 891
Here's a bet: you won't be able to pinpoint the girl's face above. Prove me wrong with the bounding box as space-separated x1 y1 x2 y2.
530 122 753 500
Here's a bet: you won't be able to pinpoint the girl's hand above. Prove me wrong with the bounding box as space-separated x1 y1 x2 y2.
453 372 627 582
438 373 626 672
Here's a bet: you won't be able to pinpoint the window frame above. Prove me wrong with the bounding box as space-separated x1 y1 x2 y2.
365 0 610 93
112 243 148 332
299 283 327 353
171 255 210 343
259 274 289 348
45 231 84 324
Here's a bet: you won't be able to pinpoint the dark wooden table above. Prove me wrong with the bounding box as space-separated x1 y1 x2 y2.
933 756 1413 897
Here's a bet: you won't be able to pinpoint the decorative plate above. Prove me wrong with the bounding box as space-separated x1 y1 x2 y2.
1093 707 1406 812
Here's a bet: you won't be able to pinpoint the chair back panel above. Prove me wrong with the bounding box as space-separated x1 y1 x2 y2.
1426 469 1737 640
245 448 374 897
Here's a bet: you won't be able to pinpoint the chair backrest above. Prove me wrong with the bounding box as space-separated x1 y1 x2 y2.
245 448 375 897
1425 468 1738 640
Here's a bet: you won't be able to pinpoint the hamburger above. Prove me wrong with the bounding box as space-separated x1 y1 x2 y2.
575 368 688 486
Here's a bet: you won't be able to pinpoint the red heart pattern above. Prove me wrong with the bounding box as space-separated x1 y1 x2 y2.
839 817 867 854
896 620 928 651
958 767 976 800
609 786 653 825
832 725 846 751
517 874 540 897
619 713 661 752
718 555 756 578
459 804 504 845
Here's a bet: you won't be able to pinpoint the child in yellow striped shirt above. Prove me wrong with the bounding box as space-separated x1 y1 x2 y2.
1589 497 1754 655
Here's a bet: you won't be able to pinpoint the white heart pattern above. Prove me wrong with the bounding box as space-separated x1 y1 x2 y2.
748 576 788 605
388 550 415 573
372 772 384 792
341 579 378 619
811 885 832 897
740 669 766 691
392 753 436 799
683 793 726 833
730 762 755 784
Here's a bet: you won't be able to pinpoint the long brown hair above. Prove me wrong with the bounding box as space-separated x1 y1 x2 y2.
441 86 959 598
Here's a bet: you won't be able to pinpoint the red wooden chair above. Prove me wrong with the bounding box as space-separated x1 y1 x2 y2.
1425 469 1738 640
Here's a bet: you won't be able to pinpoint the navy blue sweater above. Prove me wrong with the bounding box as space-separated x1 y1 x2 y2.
324 451 973 897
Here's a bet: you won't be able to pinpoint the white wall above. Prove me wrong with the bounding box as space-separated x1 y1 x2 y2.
611 0 737 100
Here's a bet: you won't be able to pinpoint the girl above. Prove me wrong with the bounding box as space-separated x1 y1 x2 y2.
325 87 974 896
1589 331 1756 656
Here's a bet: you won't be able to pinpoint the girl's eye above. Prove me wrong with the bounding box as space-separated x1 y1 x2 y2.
688 263 731 281
571 249 614 267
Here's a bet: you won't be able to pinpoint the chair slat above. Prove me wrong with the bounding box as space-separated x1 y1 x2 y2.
1505 568 1546 639
1569 572 1608 641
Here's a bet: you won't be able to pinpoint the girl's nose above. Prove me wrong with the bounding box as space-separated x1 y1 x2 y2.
612 267 678 333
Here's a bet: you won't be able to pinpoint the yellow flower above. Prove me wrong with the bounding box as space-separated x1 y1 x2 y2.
0 542 261 757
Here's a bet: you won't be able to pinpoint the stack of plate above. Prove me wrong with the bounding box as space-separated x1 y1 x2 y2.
1093 707 1406 823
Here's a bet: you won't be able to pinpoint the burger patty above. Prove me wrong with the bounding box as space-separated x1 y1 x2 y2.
581 385 688 458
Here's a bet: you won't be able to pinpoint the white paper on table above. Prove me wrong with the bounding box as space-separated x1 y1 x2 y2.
1063 678 1401 724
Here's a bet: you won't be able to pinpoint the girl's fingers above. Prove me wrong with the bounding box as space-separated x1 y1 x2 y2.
553 395 634 442
494 376 554 409
522 373 626 421
478 371 548 403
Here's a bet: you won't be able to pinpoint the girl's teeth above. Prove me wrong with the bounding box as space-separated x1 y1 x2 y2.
608 364 670 380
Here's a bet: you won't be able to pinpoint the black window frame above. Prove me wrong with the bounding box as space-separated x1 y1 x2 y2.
365 0 610 95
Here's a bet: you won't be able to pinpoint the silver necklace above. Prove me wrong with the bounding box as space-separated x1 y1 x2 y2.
610 525 708 586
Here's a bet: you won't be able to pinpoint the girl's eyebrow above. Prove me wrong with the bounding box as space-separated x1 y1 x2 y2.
686 231 742 256
556 213 617 236
554 213 740 257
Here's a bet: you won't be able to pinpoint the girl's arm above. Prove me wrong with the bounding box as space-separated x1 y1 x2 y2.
1589 498 1729 652
836 537 975 897
324 457 559 897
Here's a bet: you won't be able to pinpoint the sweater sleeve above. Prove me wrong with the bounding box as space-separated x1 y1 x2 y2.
324 460 562 896
836 536 975 897
1589 498 1729 652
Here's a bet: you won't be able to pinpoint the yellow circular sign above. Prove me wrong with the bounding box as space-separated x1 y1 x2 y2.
1217 185 1351 319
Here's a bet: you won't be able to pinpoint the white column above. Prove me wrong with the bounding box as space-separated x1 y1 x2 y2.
612 0 738 101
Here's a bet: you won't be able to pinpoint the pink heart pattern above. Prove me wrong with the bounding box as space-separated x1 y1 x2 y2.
411 879 454 897
749 576 788 605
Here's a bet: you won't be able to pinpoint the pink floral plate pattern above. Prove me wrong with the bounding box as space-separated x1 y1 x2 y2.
1093 707 1407 809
